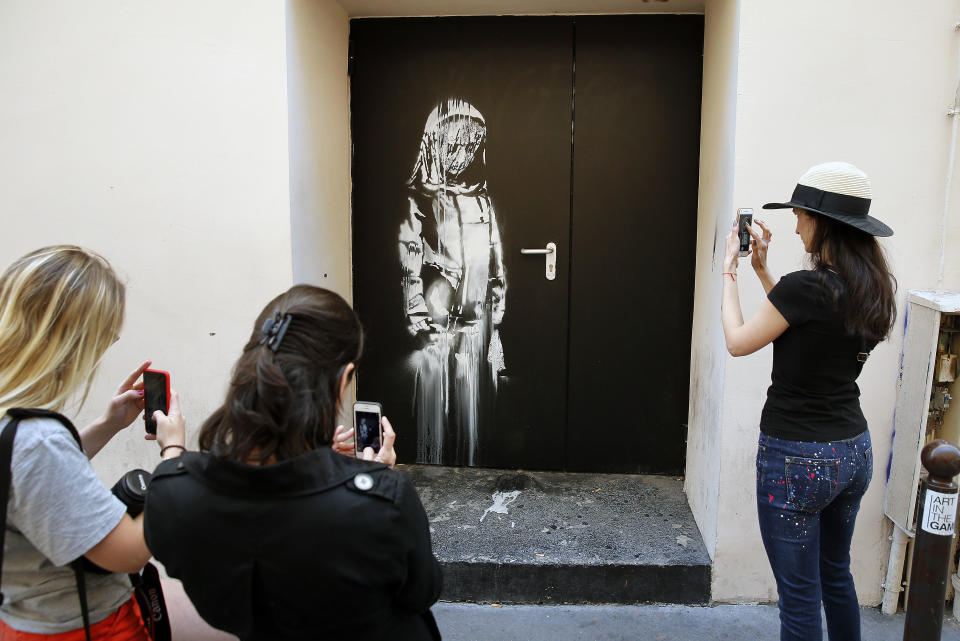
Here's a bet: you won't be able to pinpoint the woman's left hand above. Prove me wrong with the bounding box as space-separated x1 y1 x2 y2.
723 218 741 272
97 360 151 434
332 424 355 457
362 417 397 468
748 219 772 273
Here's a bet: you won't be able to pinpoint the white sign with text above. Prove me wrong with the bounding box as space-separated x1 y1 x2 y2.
921 489 958 536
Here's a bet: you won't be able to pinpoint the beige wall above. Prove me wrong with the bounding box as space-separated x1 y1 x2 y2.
684 0 741 560
941 37 960 289
0 0 294 485
707 0 960 604
286 0 352 297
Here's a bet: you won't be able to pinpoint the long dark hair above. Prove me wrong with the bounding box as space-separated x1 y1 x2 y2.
807 213 897 342
198 285 363 463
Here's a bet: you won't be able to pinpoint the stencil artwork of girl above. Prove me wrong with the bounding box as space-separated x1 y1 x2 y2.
398 99 507 466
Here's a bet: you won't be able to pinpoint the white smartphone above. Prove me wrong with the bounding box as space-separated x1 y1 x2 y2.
737 208 754 257
353 401 383 455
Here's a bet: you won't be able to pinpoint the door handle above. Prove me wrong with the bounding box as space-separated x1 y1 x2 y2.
521 242 557 281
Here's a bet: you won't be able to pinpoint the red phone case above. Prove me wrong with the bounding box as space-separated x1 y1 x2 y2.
144 368 171 407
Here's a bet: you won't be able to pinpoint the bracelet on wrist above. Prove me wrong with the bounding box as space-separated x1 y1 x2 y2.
160 444 186 456
722 272 737 282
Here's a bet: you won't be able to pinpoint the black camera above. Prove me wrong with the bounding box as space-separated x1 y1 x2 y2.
111 469 150 517
82 469 151 574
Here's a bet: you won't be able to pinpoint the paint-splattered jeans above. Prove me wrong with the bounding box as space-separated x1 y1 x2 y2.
756 430 873 641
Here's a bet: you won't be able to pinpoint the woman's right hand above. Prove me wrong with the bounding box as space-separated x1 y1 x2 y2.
152 390 186 458
748 219 772 273
362 417 397 468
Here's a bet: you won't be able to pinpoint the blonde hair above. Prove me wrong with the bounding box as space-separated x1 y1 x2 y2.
0 246 125 414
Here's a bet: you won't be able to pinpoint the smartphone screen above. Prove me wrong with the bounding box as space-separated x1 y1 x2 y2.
354 406 382 453
737 209 754 255
143 369 169 435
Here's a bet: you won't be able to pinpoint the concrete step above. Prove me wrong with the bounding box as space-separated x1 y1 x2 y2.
401 464 711 605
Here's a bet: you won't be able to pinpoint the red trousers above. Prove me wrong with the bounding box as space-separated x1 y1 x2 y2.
0 597 148 641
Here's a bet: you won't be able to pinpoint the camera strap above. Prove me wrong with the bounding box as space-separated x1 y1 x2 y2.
131 562 171 641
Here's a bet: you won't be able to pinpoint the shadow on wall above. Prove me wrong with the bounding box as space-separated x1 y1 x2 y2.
162 579 238 641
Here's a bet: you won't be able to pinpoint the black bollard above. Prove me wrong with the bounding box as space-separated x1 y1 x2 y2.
904 439 960 641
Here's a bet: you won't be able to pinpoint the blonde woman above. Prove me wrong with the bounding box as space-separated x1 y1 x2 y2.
0 246 185 641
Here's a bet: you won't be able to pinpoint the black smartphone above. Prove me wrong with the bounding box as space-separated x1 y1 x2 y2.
143 369 170 435
353 401 383 454
737 208 754 257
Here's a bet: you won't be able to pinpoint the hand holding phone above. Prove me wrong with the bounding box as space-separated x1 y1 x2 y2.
143 369 170 435
737 208 754 257
353 401 383 456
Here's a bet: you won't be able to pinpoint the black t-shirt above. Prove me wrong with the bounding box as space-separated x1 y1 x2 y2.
760 269 875 442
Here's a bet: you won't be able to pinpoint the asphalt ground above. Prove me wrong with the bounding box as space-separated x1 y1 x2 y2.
434 602 960 641
160 578 960 641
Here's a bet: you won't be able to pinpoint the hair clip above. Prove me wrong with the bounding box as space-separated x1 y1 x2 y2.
259 311 293 352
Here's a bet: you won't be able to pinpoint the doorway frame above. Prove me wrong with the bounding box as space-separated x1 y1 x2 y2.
284 0 738 567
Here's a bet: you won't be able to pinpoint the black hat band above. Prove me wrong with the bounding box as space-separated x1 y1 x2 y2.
792 183 871 218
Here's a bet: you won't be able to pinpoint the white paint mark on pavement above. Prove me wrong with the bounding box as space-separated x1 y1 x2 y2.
480 490 522 522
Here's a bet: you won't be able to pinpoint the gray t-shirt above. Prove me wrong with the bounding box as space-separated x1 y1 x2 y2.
0 416 132 633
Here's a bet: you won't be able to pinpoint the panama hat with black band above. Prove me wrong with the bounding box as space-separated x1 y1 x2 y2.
762 161 893 237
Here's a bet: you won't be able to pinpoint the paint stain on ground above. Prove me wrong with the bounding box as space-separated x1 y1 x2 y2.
480 490 521 522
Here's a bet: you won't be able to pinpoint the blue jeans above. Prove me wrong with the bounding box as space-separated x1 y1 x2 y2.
756 430 873 641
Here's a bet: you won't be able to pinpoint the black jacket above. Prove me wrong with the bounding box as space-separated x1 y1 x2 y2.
143 448 442 641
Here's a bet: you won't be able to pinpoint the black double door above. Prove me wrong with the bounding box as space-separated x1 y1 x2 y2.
350 16 702 473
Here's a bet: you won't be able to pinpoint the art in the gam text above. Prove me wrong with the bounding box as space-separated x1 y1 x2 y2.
921 489 957 536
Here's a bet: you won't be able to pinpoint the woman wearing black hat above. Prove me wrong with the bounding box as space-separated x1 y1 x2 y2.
720 162 896 641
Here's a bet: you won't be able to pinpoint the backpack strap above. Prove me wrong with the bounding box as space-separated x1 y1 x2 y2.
5 408 83 448
0 416 21 606
70 560 92 641
2 409 91 641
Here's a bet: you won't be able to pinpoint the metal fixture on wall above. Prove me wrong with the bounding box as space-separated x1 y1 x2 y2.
883 291 960 615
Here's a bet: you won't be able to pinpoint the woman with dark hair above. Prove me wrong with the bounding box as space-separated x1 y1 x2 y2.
144 285 442 641
720 162 896 641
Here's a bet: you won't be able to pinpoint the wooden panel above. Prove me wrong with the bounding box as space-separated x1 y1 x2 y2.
565 15 703 473
885 303 940 531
